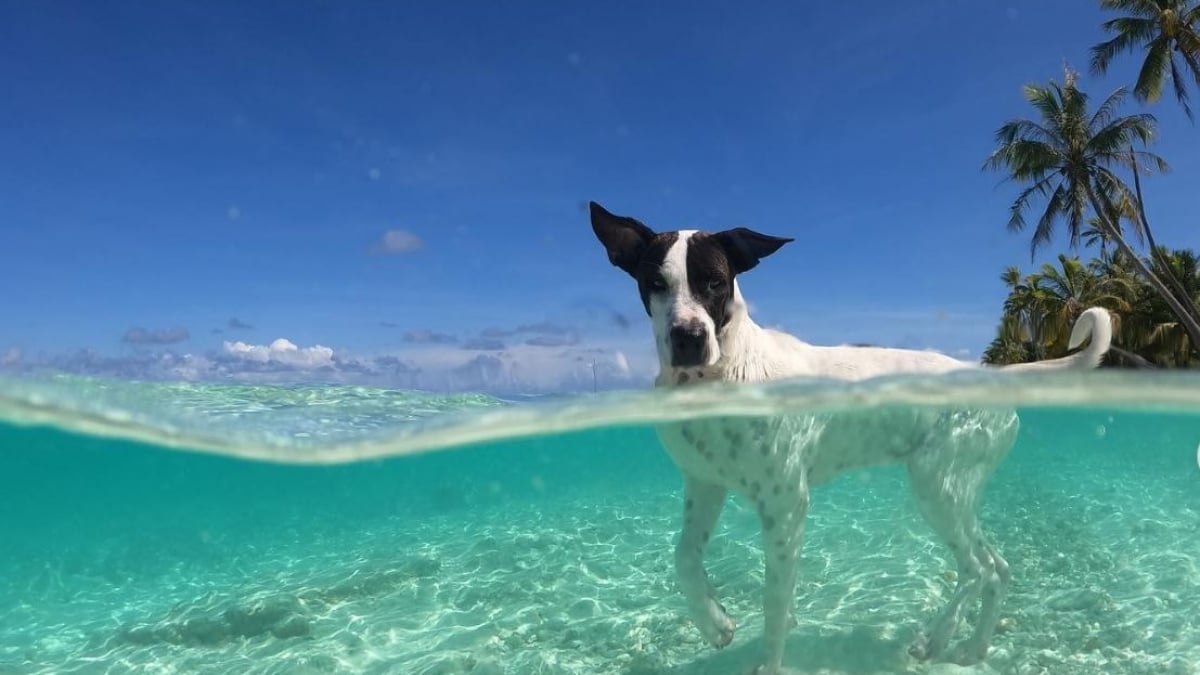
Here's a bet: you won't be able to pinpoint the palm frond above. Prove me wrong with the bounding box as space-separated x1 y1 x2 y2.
1134 36 1174 103
1091 170 1146 246
1178 34 1200 87
1087 113 1160 155
989 139 1064 180
1091 17 1159 74
1186 2 1200 25
1098 0 1170 16
1023 82 1066 132
1088 87 1130 132
1030 183 1069 257
995 119 1062 147
1005 174 1061 234
1170 52 1195 119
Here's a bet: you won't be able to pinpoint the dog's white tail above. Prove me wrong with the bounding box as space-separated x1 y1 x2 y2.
997 307 1113 372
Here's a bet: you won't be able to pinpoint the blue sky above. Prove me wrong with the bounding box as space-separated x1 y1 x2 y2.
2 1 1198 392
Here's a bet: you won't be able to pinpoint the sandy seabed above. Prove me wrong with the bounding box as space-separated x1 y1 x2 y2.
2 443 1198 675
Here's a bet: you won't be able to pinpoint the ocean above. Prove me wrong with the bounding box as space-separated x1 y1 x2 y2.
0 371 1198 675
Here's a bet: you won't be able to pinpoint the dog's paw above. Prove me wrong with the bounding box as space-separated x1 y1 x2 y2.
907 633 934 662
694 598 736 649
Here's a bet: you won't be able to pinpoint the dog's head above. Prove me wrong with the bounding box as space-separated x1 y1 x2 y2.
589 201 792 370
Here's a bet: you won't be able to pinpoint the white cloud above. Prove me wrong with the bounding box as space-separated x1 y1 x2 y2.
373 229 423 254
166 353 212 381
26 337 654 395
223 338 335 368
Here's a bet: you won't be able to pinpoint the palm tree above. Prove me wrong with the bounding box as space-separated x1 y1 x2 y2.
1117 247 1200 365
1036 254 1134 347
983 256 1132 365
1082 218 1113 257
1125 148 1197 312
1090 0 1200 120
983 66 1200 355
982 314 1040 365
994 266 1051 361
1082 196 1140 259
986 248 1200 368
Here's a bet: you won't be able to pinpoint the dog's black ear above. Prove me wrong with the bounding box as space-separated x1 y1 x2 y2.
589 201 655 277
713 228 793 274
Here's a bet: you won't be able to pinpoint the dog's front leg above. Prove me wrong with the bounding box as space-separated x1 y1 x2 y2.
675 475 736 649
753 479 810 675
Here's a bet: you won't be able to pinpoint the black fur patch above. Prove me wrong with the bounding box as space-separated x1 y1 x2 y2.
631 232 678 316
589 201 792 323
683 232 738 330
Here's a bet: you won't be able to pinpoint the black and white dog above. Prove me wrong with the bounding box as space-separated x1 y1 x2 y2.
588 202 1112 674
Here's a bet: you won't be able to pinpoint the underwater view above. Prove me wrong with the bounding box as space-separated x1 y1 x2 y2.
2 371 1199 675
7 1 1200 674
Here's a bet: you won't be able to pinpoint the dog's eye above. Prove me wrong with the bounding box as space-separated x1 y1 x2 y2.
649 276 667 291
706 278 725 292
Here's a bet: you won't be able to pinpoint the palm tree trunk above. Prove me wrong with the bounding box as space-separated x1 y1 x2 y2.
1109 345 1158 369
1128 149 1196 312
1085 183 1200 357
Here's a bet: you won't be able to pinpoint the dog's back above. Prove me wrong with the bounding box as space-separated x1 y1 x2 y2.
735 306 1113 384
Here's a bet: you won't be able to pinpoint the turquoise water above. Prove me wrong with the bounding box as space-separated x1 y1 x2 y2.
1 372 1199 675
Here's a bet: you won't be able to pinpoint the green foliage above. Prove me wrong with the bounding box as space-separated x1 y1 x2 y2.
983 248 1200 368
984 53 1200 361
983 66 1166 259
1090 0 1200 120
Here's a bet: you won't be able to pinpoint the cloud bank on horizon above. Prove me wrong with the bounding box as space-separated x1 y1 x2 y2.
0 315 981 395
0 333 652 395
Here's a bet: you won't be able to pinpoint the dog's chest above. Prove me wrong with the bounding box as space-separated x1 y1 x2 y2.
656 416 813 494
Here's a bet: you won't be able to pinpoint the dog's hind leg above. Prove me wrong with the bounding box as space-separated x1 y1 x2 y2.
945 537 1010 665
904 457 992 663
906 412 1016 664
675 476 736 649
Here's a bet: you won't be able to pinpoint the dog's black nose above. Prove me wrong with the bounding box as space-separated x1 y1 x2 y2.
669 323 708 367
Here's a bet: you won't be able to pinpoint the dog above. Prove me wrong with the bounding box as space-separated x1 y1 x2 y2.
587 201 1112 674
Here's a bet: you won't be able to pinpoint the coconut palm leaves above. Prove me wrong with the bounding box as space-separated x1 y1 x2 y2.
984 249 1199 367
984 66 1200 355
983 67 1162 256
1090 0 1200 120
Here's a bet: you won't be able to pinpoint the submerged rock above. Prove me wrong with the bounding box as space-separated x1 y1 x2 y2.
223 595 302 638
270 614 311 639
114 593 310 647
1047 588 1110 613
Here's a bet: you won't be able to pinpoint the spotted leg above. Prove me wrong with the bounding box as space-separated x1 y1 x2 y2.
752 478 810 675
944 536 1010 664
905 458 1002 663
675 476 736 648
